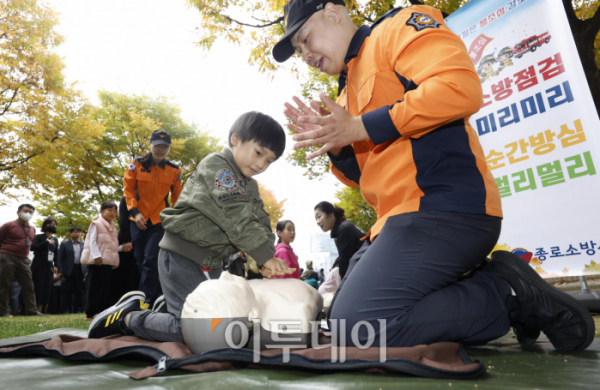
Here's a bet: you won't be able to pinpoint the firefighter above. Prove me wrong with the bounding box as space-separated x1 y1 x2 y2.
123 129 182 305
275 0 593 352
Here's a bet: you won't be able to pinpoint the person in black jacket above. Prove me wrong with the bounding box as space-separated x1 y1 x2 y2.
314 202 365 279
30 218 59 313
57 226 85 313
107 197 140 306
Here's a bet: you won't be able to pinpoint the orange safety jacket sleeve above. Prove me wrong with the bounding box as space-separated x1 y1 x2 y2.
361 8 483 146
123 163 140 218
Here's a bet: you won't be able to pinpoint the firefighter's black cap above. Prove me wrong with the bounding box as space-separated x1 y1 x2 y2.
273 0 346 63
150 130 171 146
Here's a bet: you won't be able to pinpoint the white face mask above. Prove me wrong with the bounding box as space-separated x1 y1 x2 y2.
19 212 33 221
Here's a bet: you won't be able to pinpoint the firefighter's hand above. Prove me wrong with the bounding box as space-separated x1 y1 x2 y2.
260 257 295 279
284 95 343 158
135 213 147 230
292 92 369 160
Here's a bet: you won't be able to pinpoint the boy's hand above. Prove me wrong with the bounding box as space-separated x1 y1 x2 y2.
260 257 295 279
93 257 103 265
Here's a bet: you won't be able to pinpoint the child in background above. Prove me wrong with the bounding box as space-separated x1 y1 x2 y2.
81 201 126 319
274 220 300 279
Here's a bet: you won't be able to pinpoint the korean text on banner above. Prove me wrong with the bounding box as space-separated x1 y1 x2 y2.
446 0 600 278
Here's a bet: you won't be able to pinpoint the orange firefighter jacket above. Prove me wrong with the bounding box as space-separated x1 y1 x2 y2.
123 155 182 225
330 5 502 239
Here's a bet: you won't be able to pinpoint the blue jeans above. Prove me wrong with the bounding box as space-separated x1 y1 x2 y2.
329 210 511 348
130 220 165 305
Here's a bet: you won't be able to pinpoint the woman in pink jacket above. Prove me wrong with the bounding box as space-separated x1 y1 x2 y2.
82 201 124 319
274 220 300 279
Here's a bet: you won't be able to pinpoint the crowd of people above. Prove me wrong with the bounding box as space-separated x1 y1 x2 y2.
0 200 141 318
0 124 359 322
0 0 593 354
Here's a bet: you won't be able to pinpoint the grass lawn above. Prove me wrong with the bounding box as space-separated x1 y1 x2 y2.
0 314 90 339
1 313 600 341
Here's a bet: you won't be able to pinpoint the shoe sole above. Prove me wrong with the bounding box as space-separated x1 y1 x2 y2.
88 291 146 333
492 252 595 351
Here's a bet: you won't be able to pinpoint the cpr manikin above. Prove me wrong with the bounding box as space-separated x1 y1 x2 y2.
181 272 323 354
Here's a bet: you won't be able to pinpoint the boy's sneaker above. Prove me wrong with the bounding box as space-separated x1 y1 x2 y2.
483 250 594 351
151 295 168 313
88 291 148 339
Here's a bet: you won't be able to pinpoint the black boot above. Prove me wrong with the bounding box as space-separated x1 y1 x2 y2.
483 250 594 352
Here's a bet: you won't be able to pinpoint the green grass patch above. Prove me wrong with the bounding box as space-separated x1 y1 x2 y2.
0 314 90 339
1 313 599 341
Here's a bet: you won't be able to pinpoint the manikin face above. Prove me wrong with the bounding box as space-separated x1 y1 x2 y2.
230 134 277 178
314 208 336 232
278 222 296 244
290 8 348 76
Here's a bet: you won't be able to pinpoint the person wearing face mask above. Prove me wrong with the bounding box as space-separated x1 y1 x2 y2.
0 204 41 316
123 129 182 307
30 217 60 314
314 201 364 279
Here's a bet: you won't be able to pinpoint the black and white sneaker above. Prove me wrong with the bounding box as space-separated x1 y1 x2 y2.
483 250 594 351
151 295 168 313
88 291 148 339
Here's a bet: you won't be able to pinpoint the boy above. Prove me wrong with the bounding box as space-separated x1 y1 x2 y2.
276 0 593 352
88 112 295 342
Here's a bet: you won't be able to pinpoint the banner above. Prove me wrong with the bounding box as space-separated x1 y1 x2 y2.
445 0 600 278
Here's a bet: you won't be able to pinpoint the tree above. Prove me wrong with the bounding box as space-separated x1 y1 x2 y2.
34 91 221 237
0 0 101 205
565 0 600 113
258 182 286 231
334 186 376 233
189 0 600 170
190 0 600 231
